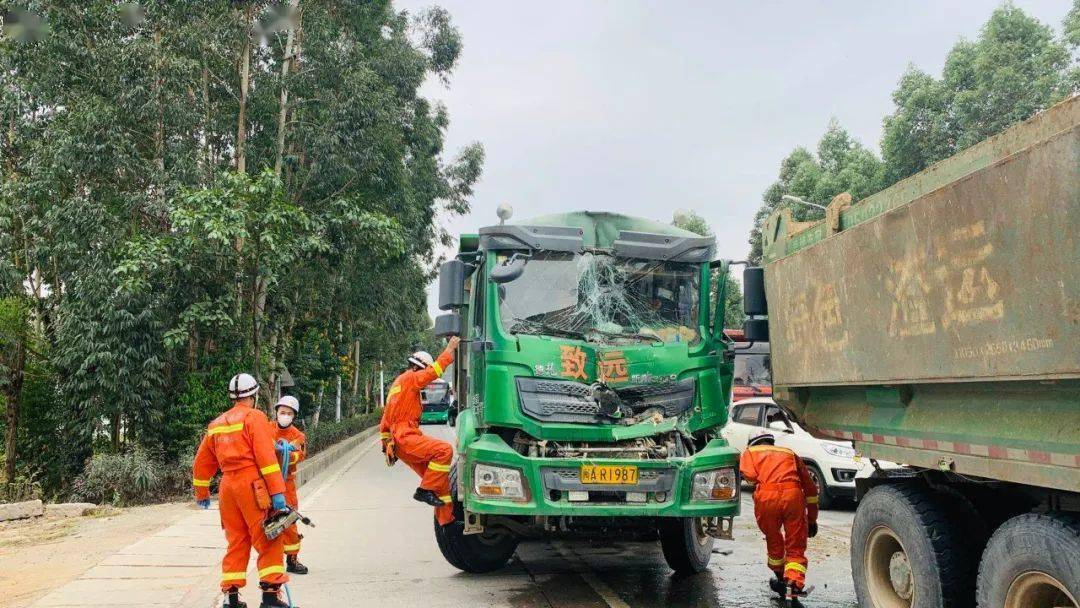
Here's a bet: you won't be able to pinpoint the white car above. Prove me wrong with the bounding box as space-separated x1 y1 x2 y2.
722 397 886 509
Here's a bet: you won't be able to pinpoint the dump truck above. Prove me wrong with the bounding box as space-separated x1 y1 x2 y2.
431 211 742 574
747 95 1080 607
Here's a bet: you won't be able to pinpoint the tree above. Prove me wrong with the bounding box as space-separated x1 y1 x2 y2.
882 5 1076 183
748 122 884 263
671 211 745 330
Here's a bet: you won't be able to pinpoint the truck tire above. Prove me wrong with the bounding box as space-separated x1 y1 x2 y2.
658 517 714 574
433 463 519 573
975 513 1079 608
851 484 981 608
806 462 834 510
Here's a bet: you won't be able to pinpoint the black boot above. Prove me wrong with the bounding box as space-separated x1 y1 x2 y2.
768 573 786 595
286 555 309 575
259 584 295 608
223 587 247 608
413 488 444 507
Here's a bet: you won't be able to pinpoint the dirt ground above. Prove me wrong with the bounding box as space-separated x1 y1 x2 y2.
0 502 191 608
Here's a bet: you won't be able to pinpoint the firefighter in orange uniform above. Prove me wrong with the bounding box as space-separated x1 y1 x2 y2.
739 431 819 600
192 373 294 608
273 395 308 575
380 337 459 525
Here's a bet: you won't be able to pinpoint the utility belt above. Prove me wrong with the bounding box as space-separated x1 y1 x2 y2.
755 481 803 492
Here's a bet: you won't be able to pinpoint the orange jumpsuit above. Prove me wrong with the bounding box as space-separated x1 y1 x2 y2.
739 444 819 589
379 345 456 525
275 424 306 557
193 404 288 592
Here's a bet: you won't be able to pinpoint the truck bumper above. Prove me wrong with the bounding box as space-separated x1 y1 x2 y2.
420 411 448 424
460 433 741 518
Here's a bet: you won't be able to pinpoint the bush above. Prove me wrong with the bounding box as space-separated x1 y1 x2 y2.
306 410 382 456
71 447 182 506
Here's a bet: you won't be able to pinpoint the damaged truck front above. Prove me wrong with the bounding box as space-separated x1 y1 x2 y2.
431 212 741 574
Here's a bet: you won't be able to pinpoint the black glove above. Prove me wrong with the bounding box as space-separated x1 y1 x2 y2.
808 521 818 538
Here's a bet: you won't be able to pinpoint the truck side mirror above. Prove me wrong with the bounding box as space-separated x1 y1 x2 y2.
433 312 462 337
743 318 769 342
743 267 767 316
438 260 467 310
490 254 528 284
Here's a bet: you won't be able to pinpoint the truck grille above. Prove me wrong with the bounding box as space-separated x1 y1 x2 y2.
516 377 695 423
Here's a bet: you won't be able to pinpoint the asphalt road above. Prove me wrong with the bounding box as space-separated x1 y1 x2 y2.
292 425 859 608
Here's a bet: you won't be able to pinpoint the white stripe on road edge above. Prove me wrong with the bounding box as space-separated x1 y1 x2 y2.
551 541 632 608
303 436 382 507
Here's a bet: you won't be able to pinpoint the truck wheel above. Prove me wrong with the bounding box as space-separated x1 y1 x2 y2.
975 513 1079 608
806 463 834 510
851 484 979 608
433 463 519 573
658 517 714 574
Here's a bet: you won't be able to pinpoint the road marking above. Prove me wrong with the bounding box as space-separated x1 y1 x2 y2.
550 541 631 608
303 438 382 507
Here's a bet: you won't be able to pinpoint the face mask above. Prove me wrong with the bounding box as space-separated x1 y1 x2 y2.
277 413 294 428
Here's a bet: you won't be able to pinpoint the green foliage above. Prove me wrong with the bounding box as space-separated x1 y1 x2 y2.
305 409 383 456
748 4 1078 263
881 5 1076 183
0 1 481 497
748 123 884 263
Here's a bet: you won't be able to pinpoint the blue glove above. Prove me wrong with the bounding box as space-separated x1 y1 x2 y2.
197 499 210 509
271 493 287 511
275 439 289 453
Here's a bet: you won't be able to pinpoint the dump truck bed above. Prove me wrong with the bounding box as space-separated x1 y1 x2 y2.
760 96 1080 491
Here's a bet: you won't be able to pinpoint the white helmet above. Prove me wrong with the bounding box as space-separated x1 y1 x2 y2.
275 395 300 414
408 351 434 369
228 373 259 399
748 431 775 447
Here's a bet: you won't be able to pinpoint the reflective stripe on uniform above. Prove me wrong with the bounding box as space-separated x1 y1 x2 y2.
768 557 785 566
806 496 819 504
380 432 391 439
193 478 211 488
433 361 444 376
427 461 451 472
748 445 796 455
221 571 246 582
439 495 452 503
284 543 301 552
208 423 244 436
785 562 807 573
259 564 286 578
387 385 401 398
260 463 281 475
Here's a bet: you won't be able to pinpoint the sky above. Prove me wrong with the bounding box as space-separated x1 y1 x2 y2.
394 0 1075 320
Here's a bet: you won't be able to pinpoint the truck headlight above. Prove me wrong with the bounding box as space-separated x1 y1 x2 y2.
473 464 527 501
691 467 738 502
823 443 856 459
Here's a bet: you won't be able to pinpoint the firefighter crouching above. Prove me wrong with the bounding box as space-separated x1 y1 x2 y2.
739 431 819 600
192 373 295 608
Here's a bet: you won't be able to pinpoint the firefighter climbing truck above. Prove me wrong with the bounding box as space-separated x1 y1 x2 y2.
431 211 742 574
747 95 1080 607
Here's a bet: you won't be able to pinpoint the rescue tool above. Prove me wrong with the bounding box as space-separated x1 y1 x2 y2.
264 441 314 541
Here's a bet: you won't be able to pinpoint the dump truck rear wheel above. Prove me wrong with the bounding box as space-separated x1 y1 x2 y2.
658 517 714 574
433 462 519 573
851 484 979 608
975 513 1080 608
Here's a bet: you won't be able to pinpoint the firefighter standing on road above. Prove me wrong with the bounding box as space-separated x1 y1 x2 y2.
380 337 459 525
192 373 294 608
273 395 308 575
739 431 819 600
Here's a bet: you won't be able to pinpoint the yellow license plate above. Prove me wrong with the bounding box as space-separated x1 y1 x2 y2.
580 465 638 485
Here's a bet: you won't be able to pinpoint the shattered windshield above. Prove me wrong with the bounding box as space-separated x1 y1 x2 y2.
496 251 701 344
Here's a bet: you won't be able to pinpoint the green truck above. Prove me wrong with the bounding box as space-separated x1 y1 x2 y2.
749 95 1079 607
431 211 742 574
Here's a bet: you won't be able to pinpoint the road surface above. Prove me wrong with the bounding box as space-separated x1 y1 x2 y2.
293 425 859 608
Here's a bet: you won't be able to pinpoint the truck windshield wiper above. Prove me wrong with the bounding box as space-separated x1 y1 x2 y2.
510 317 588 340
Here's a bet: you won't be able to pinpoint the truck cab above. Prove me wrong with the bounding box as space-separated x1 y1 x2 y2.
431 211 741 574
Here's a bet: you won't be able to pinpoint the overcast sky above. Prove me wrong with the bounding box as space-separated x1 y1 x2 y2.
395 0 1074 319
